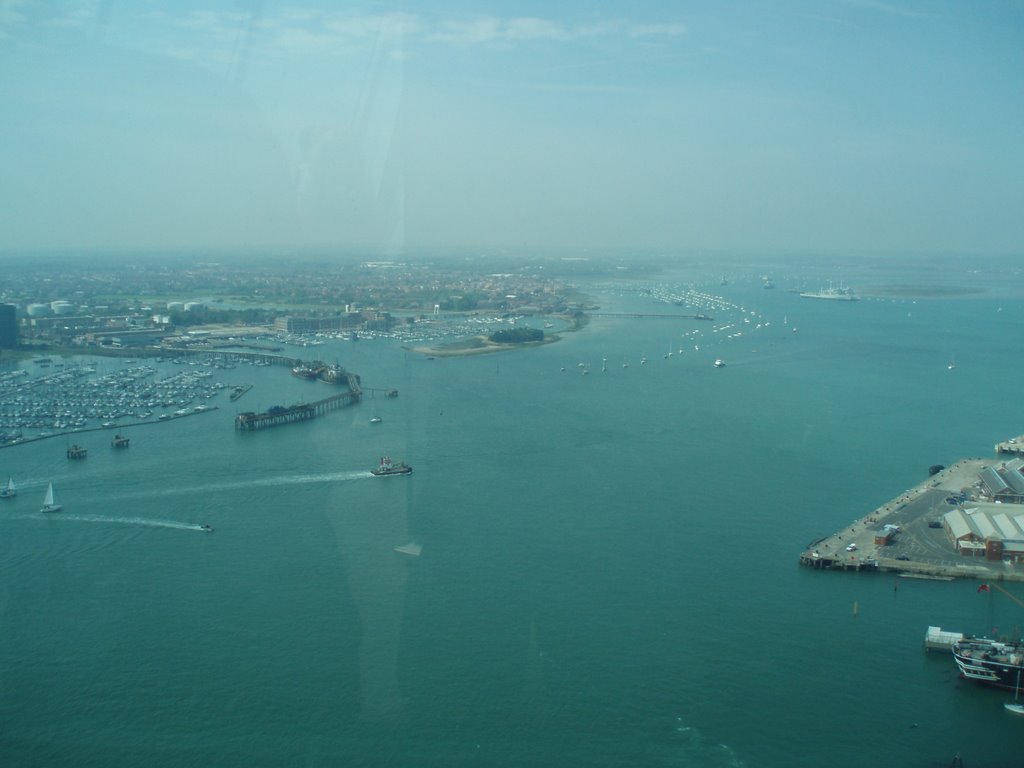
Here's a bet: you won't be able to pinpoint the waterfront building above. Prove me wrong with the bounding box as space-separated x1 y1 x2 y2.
979 461 1024 504
942 506 1024 562
273 314 363 334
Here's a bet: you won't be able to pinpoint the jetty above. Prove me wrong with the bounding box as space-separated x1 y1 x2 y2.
799 455 1024 583
235 389 361 431
924 626 964 653
995 434 1024 456
66 444 87 459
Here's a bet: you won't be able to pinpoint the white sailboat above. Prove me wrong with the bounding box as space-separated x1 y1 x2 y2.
1006 665 1024 716
0 477 15 499
40 482 62 513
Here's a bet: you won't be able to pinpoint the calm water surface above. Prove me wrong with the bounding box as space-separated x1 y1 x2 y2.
2 266 1022 766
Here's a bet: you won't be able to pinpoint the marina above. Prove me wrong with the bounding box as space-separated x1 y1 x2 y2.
0 354 366 446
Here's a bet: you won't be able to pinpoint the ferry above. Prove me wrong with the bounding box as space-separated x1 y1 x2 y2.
371 456 412 476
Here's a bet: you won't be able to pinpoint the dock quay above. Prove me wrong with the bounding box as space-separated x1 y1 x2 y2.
995 435 1024 456
235 390 361 431
799 455 1024 584
924 626 964 653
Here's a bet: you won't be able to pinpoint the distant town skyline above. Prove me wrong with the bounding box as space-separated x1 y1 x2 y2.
1 1 1021 256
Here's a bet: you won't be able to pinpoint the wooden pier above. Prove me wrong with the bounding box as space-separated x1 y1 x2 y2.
235 390 361 431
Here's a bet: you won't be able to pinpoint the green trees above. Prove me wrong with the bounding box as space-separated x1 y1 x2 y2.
488 327 544 344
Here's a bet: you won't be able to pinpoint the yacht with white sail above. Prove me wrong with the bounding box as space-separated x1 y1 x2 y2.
40 482 62 513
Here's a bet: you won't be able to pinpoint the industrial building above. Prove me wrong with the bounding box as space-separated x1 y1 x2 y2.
942 458 1024 562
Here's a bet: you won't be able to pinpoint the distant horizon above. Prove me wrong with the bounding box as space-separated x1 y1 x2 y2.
2 2 1021 255
0 243 1017 263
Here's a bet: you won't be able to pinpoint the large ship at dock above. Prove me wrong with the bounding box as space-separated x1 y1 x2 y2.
952 636 1024 689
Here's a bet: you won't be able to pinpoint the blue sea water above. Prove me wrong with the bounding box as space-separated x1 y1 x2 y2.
2 261 1023 767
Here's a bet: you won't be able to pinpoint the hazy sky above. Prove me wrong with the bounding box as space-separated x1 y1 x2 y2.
1 1 1021 255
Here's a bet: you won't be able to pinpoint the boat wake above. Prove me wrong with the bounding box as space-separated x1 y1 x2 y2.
123 468 372 499
43 515 209 532
256 470 375 486
110 470 375 501
670 717 747 767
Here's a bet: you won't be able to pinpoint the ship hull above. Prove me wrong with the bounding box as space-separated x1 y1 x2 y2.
371 467 412 476
798 293 859 301
952 638 1024 689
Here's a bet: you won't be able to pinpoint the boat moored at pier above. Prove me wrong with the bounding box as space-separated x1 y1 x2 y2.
952 636 1024 689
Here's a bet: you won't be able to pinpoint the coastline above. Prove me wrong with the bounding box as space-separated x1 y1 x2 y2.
409 311 589 357
409 334 561 358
